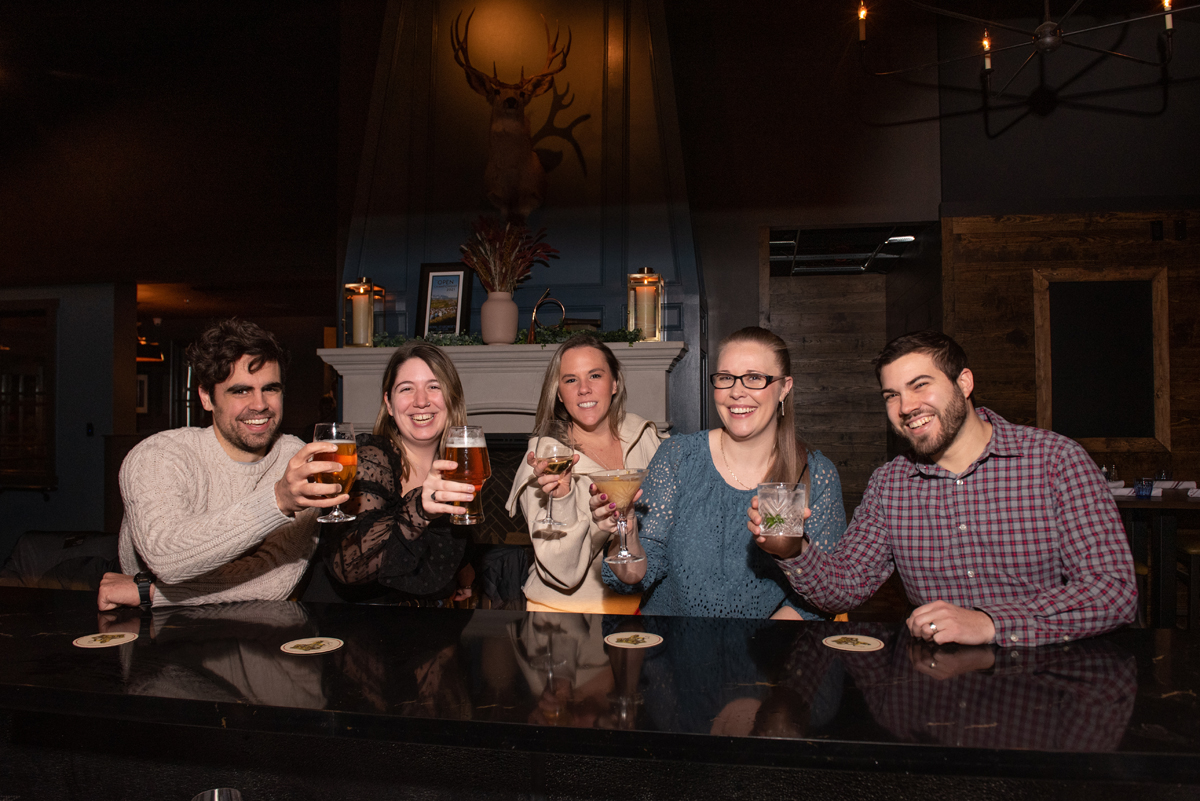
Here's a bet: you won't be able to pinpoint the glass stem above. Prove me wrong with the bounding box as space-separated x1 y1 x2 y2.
617 516 628 555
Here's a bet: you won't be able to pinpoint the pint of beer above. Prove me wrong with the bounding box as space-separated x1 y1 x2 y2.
442 425 491 525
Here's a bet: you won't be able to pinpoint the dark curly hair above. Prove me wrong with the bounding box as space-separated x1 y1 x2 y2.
185 318 289 397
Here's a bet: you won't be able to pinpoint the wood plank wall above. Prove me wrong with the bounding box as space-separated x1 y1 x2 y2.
943 211 1200 481
766 273 888 518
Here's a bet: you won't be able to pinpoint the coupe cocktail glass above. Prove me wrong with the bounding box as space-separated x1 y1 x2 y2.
594 468 647 565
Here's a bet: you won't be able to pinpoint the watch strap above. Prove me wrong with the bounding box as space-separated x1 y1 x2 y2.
134 571 155 607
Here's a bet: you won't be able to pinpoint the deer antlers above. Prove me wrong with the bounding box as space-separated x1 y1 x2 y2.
451 10 571 94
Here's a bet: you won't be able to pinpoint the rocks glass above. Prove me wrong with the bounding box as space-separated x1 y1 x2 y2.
756 482 806 537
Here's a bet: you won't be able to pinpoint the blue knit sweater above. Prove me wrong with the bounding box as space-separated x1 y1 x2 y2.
602 430 846 618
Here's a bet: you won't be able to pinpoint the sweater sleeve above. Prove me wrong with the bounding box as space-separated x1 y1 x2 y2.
120 435 297 584
151 512 319 606
510 436 599 594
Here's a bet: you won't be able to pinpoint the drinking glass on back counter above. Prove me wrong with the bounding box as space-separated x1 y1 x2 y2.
443 425 491 525
1135 478 1155 499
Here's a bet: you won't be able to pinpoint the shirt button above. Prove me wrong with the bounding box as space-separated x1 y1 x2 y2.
1010 634 1019 643
956 480 963 486
967 570 975 578
958 524 967 532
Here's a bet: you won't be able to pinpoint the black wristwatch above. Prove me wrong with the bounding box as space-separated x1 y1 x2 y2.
134 570 156 608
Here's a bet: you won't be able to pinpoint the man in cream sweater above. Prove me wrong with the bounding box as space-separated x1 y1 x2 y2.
98 319 347 609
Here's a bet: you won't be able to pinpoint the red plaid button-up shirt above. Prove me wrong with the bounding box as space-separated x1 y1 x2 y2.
779 408 1137 646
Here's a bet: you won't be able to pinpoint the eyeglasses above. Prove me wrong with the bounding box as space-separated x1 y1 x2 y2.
708 372 784 390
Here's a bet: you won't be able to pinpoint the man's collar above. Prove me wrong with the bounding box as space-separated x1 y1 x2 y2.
904 407 1014 477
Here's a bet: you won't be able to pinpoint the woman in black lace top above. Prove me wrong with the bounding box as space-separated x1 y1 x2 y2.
325 342 480 600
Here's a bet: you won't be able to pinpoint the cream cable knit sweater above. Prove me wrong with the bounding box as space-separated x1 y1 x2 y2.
118 427 319 606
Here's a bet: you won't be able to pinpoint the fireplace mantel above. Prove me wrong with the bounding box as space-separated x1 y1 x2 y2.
318 341 688 435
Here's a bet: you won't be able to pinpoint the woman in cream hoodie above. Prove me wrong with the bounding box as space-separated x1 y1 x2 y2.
506 333 661 613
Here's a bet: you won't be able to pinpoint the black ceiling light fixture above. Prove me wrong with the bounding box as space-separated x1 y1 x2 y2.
857 1 1197 133
768 224 933 275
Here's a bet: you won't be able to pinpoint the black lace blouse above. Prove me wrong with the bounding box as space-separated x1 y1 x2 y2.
325 433 468 599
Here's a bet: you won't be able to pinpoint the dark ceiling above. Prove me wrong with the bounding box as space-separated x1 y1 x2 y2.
0 1 340 314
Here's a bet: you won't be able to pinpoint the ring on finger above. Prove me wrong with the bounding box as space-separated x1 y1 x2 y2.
431 490 438 503
928 622 937 632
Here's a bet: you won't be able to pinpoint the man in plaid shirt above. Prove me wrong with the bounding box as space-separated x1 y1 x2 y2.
749 331 1137 647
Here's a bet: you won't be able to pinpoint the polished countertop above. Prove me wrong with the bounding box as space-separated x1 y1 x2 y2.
1 588 1198 783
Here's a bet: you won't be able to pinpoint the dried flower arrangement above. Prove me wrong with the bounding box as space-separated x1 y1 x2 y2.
459 216 559 294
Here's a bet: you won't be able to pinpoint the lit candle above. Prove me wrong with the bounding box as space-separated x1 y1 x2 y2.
983 30 991 71
859 3 867 42
351 292 371 345
1164 0 1173 31
635 286 657 339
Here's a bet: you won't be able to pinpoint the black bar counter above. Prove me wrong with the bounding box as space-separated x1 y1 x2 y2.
1 587 1198 800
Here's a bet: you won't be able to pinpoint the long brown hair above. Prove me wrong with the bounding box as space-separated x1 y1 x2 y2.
532 333 628 440
374 342 468 481
717 327 808 485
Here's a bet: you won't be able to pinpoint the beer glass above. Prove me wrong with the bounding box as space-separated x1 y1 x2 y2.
756 482 806 537
595 468 647 565
313 422 357 523
443 425 491 525
534 424 574 534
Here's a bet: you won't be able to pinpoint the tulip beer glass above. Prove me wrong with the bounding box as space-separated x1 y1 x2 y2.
312 422 357 523
443 425 491 525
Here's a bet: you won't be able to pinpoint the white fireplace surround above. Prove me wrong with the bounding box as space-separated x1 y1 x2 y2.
318 341 688 436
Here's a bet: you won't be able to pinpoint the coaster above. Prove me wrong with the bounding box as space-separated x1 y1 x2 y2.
822 634 884 652
604 632 663 649
73 632 138 649
281 637 344 655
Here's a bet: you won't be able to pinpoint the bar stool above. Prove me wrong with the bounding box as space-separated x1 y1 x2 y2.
1178 533 1200 631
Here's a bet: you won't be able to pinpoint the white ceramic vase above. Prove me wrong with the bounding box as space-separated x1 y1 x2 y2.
480 291 519 345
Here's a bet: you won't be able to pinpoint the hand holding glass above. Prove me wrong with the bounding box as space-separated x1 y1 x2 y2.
312 422 357 523
442 425 491 525
756 482 806 537
535 434 574 534
595 469 647 565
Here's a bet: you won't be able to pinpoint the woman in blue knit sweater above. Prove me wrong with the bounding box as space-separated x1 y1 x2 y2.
600 327 846 618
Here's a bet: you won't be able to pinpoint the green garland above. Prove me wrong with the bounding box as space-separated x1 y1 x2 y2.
372 328 643 349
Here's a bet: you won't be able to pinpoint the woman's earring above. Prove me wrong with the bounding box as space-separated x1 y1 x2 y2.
779 397 787 417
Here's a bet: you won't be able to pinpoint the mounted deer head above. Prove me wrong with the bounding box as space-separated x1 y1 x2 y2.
451 10 571 222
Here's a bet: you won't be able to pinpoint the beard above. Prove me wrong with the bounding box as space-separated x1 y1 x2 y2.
893 390 969 460
214 414 281 457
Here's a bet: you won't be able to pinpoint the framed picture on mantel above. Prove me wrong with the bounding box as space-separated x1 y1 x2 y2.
416 264 472 337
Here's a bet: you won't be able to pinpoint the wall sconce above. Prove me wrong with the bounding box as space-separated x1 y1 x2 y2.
627 267 663 342
343 277 386 347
